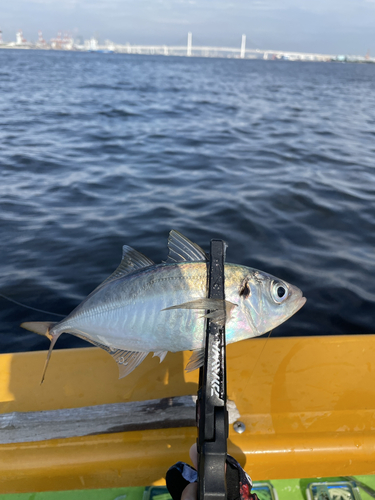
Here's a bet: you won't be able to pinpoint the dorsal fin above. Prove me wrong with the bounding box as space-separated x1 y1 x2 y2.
165 230 208 263
100 245 154 287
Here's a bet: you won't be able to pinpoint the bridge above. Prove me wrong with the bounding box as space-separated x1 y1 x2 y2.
104 42 336 62
96 34 337 62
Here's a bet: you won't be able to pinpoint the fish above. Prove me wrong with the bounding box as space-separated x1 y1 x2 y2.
21 230 306 382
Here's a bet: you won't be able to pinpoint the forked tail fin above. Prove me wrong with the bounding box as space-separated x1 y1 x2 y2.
20 321 61 384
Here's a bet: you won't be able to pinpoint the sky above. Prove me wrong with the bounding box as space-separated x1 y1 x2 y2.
1 0 374 56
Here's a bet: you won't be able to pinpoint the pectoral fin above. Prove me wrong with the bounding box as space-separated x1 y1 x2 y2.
162 298 237 326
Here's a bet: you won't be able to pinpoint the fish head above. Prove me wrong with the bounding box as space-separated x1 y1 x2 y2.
238 268 306 336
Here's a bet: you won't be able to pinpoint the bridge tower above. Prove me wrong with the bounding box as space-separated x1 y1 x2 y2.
187 32 192 56
240 34 246 58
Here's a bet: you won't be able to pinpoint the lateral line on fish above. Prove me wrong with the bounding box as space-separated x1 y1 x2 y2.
70 274 206 322
0 293 65 318
99 264 204 303
125 274 206 303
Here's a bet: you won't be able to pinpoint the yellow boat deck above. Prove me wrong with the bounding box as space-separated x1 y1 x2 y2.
0 335 374 493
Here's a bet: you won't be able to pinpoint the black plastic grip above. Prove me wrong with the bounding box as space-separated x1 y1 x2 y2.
197 239 228 500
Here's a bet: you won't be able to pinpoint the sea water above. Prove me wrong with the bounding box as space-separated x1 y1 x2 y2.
0 49 374 352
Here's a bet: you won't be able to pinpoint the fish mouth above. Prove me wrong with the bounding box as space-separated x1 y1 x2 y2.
276 294 305 329
295 296 307 313
286 285 306 319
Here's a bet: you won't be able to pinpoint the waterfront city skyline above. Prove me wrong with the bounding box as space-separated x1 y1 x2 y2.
1 0 374 56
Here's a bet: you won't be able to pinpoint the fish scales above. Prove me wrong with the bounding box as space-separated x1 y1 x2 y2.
58 263 208 352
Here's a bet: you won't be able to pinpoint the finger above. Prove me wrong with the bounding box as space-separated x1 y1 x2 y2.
189 443 198 469
181 482 198 500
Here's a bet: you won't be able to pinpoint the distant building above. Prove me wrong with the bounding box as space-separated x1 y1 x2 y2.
84 37 98 51
16 30 26 45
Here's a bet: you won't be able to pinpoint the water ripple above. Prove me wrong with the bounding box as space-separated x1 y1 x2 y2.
0 50 375 352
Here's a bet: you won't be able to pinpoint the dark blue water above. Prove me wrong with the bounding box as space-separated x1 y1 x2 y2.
1 49 374 353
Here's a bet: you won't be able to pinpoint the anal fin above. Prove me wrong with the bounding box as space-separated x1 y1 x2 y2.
110 349 148 379
76 336 148 379
153 350 168 363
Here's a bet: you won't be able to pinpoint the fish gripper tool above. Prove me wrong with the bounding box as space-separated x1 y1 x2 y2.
197 239 228 500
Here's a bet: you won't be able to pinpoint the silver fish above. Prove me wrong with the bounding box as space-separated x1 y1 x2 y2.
21 230 306 382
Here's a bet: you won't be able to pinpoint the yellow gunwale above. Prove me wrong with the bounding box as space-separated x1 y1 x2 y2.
1 334 375 493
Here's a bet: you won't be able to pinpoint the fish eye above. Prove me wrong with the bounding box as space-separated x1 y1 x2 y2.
271 281 288 304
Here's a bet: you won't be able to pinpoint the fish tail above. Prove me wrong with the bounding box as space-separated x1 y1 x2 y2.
20 321 57 339
20 321 61 384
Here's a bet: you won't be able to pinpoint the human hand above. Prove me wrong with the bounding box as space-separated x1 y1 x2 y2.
166 444 256 500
